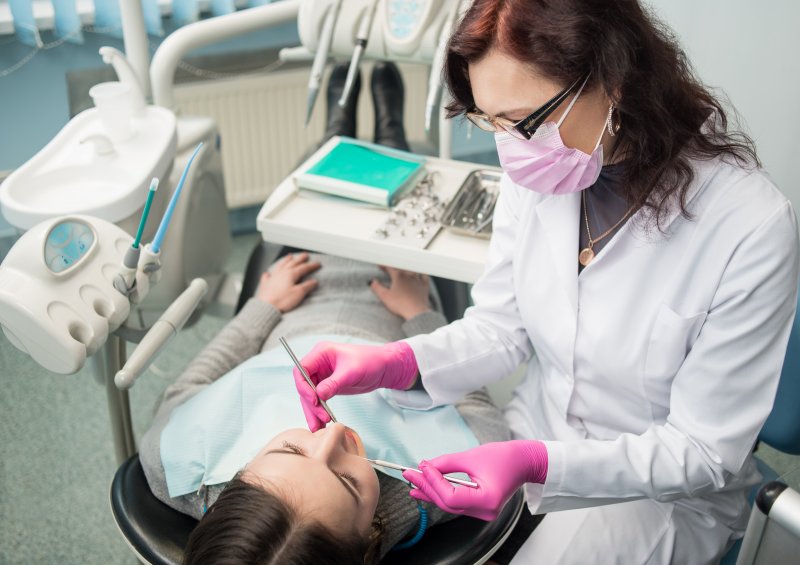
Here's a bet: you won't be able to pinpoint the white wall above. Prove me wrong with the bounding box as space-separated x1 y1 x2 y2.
644 0 800 210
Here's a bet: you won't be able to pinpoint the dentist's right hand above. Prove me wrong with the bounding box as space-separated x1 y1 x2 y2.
294 341 418 431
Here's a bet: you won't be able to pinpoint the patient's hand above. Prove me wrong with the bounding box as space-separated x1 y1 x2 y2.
370 266 431 321
256 252 321 313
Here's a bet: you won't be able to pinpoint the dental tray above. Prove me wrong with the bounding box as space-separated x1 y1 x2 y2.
440 170 502 239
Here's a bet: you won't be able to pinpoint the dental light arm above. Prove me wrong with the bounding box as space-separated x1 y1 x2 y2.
115 278 208 390
425 1 464 133
150 0 301 109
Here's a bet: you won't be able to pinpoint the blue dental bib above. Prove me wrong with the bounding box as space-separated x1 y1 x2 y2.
161 334 479 497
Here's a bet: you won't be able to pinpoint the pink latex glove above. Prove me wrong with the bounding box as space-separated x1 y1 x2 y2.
402 440 548 521
294 341 418 431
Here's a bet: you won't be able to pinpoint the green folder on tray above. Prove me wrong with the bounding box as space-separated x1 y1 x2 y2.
296 137 426 207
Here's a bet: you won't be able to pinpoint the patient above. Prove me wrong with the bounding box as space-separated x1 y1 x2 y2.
139 252 511 564
138 60 512 564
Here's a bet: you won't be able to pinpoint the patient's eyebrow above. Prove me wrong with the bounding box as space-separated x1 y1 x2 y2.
264 449 361 505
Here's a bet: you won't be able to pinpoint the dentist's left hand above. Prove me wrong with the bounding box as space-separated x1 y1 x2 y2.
295 341 418 431
402 440 548 521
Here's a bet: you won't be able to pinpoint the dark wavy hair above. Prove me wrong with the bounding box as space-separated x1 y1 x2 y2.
183 474 384 565
444 0 759 228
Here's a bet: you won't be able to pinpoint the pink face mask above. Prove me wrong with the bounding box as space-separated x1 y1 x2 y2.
494 80 609 195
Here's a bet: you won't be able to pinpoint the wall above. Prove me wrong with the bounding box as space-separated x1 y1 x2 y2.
645 0 800 210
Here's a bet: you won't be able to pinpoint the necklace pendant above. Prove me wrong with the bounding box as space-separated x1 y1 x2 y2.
579 247 595 267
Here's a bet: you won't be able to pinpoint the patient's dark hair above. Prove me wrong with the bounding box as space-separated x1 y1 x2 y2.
183 474 383 565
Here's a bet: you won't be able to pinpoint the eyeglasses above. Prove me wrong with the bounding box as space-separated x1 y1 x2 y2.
465 74 588 140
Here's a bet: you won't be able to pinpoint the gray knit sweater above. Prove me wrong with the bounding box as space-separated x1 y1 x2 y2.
139 254 511 556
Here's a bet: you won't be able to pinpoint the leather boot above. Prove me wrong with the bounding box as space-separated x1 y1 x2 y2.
370 62 410 151
322 62 361 143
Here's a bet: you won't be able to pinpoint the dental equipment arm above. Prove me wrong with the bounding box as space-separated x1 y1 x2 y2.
150 0 301 109
306 0 343 125
424 0 462 133
338 0 379 108
115 278 209 389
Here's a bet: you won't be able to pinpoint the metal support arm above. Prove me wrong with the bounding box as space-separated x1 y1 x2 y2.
150 0 302 109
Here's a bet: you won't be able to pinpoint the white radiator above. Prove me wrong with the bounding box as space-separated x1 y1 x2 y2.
173 62 432 209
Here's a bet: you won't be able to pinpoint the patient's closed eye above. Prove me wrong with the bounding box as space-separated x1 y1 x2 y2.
281 441 361 491
282 440 304 454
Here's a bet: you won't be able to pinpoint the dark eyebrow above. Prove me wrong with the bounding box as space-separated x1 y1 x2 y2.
495 107 532 120
264 449 361 505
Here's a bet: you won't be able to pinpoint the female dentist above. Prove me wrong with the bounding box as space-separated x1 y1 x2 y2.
294 0 800 562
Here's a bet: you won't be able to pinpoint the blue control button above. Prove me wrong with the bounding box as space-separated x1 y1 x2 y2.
45 220 94 273
48 223 73 248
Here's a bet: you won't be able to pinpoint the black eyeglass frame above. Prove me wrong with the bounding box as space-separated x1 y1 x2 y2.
466 74 589 140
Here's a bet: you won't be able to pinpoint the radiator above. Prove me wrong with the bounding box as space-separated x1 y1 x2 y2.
173 62 432 209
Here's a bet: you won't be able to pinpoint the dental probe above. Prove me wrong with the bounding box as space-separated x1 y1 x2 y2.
338 0 380 108
306 0 343 125
367 459 479 488
279 336 339 424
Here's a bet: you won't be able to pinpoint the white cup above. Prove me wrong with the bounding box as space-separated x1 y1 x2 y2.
89 82 135 142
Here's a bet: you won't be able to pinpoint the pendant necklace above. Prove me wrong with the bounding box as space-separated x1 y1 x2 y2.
579 190 635 267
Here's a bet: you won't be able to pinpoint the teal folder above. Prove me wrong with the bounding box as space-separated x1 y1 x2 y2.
302 140 424 205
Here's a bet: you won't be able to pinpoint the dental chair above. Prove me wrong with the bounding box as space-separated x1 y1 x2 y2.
110 243 524 565
719 288 800 565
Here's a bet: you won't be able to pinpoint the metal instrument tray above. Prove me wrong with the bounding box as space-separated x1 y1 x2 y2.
440 170 502 239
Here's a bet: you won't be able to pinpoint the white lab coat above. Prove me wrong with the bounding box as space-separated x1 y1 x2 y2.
403 156 800 564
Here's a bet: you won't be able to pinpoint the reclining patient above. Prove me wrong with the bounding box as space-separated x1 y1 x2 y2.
139 252 512 564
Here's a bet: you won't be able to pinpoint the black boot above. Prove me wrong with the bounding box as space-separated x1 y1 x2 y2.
322 63 361 143
371 62 410 151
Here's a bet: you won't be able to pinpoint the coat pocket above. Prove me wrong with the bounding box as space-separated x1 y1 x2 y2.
644 304 707 409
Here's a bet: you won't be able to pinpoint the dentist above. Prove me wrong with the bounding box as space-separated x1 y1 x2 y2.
294 0 800 562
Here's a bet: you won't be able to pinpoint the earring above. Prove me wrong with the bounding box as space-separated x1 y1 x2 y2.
606 103 621 137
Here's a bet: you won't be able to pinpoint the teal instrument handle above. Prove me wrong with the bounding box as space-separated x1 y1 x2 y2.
151 143 203 254
133 178 159 249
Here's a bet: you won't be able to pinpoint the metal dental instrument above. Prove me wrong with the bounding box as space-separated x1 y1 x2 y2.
306 0 343 125
338 0 380 108
279 336 338 424
367 458 479 489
